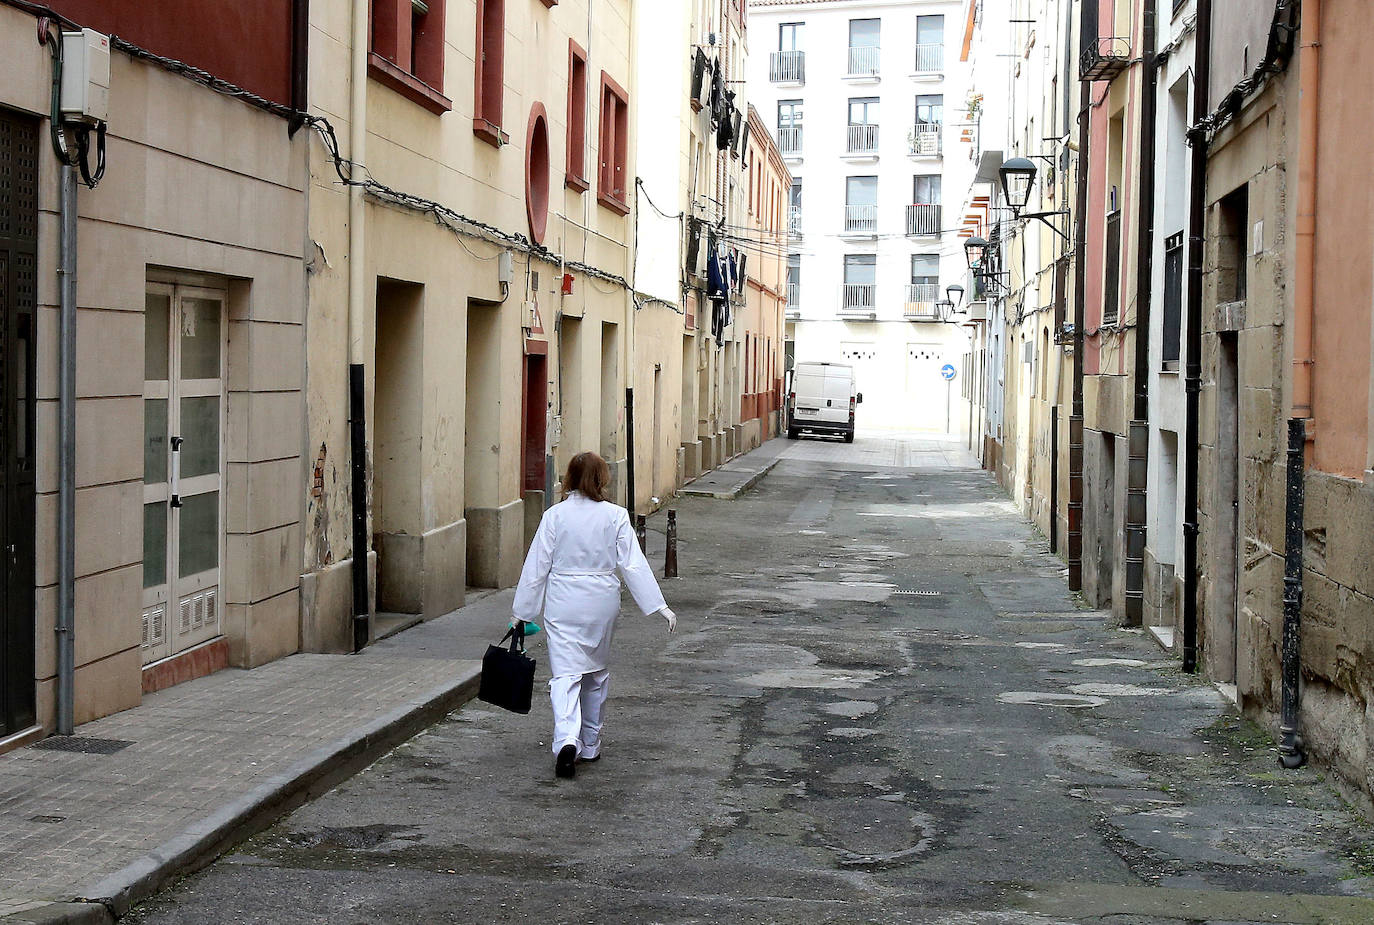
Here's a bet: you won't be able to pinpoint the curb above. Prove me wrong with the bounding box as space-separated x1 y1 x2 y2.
679 457 781 500
4 666 481 924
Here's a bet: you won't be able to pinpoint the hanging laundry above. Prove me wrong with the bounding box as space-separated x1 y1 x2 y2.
717 92 738 150
709 65 725 132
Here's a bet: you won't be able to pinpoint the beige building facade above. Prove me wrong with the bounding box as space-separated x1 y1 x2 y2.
0 1 309 747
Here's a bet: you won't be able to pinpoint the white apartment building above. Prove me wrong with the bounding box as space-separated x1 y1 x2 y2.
747 0 976 433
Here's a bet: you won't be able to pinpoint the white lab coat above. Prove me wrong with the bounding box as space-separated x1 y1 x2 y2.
512 492 667 676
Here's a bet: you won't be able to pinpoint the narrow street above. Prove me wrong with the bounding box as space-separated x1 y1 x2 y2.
127 435 1374 925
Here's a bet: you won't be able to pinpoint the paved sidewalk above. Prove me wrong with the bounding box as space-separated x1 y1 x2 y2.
0 591 520 922
678 437 791 500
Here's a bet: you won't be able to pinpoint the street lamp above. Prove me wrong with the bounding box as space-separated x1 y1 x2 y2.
999 156 1037 216
964 235 987 270
935 298 954 322
946 283 965 306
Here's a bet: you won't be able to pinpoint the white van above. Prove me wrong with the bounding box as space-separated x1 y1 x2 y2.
786 362 862 443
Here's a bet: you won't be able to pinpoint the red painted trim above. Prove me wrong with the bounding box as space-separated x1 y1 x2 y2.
525 338 550 355
526 102 551 245
598 70 630 214
474 118 510 148
369 52 452 114
566 38 589 191
474 0 506 138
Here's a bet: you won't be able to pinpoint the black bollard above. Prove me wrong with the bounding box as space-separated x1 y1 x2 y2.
635 514 647 554
664 510 679 578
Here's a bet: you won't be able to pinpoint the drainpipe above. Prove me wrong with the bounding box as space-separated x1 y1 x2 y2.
1068 77 1089 593
1181 0 1212 674
348 0 370 652
1125 0 1160 625
1279 417 1307 767
1292 0 1319 425
56 163 77 735
625 387 636 516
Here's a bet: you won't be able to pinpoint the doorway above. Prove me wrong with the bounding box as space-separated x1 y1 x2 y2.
0 109 38 737
1213 333 1240 681
522 353 548 494
374 279 423 617
142 283 226 665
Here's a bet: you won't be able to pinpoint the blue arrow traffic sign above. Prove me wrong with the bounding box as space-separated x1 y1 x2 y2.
940 364 957 381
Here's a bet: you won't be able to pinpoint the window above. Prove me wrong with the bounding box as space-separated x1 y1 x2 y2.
598 71 630 214
369 0 450 114
1217 185 1248 303
916 15 944 48
848 97 879 126
1162 231 1183 367
845 176 877 233
1104 208 1122 323
915 94 944 125
842 255 877 310
849 18 880 48
847 97 879 154
474 0 506 145
913 174 941 205
779 22 803 51
911 254 939 286
777 99 803 155
566 40 588 191
787 254 800 307
848 18 880 74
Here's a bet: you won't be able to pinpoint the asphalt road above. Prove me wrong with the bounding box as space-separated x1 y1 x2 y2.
128 434 1374 925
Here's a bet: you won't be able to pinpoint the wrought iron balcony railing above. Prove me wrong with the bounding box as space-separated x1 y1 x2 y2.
841 283 877 312
770 50 806 83
844 204 878 235
904 283 941 320
847 45 881 76
905 203 942 236
914 43 944 73
778 126 803 156
909 123 942 156
788 207 803 237
846 123 880 155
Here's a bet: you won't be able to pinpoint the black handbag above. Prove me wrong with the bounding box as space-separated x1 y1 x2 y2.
479 623 536 714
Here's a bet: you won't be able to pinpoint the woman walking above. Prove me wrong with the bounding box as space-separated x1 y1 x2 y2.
512 451 676 779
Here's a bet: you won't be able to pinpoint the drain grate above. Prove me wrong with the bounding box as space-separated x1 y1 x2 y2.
29 814 67 824
894 589 941 597
32 736 134 755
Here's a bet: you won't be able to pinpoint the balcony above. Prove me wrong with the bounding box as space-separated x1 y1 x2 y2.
904 283 941 320
847 45 881 78
905 203 942 237
846 123 879 156
840 283 877 315
843 204 878 236
1079 36 1131 81
908 123 942 157
788 207 803 238
786 282 801 318
778 126 803 158
770 50 806 84
914 43 944 74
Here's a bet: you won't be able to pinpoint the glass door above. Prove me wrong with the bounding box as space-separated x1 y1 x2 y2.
142 283 225 665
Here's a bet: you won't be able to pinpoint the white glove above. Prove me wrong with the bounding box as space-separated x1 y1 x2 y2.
659 607 677 633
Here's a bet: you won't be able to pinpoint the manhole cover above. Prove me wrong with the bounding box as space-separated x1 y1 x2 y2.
32 736 134 755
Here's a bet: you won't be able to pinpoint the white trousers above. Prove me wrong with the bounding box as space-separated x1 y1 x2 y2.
548 669 611 758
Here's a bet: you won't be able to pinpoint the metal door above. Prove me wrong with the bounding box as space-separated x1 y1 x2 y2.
0 110 38 737
142 284 225 665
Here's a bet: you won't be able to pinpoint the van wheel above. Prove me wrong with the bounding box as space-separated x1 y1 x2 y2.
787 427 799 440
843 431 855 444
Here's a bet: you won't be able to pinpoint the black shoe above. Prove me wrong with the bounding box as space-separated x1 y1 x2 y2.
555 744 577 779
577 752 600 764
